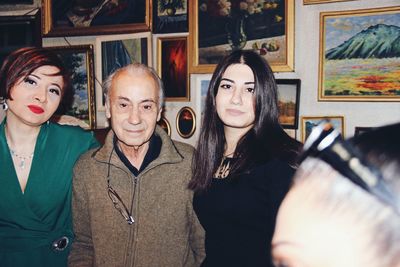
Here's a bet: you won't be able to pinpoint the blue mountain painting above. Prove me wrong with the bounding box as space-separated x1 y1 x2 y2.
326 24 400 60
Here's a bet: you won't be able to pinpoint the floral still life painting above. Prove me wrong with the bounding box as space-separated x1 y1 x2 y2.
193 0 294 72
319 7 400 101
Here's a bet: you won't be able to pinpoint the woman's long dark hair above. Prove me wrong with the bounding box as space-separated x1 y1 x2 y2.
189 50 301 192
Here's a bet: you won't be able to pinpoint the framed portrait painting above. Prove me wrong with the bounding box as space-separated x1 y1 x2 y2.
276 79 301 129
319 6 400 102
95 32 152 110
0 11 41 67
47 45 96 129
176 106 196 138
152 0 188 33
189 0 294 73
42 0 151 36
157 36 189 101
301 116 344 143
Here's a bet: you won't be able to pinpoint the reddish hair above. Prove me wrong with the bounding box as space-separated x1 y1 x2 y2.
0 47 70 100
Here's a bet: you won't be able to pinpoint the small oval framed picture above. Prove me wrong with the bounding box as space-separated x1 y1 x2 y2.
157 117 171 136
176 106 196 138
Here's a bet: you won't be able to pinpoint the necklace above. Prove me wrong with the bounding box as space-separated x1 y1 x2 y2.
9 149 34 169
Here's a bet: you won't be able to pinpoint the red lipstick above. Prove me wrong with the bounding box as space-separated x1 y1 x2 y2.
28 105 44 114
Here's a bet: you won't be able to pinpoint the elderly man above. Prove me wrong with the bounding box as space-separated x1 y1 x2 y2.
68 63 205 267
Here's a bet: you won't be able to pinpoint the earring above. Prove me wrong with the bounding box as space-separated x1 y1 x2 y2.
1 102 7 111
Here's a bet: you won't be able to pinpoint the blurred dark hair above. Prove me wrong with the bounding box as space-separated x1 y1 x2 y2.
189 50 301 192
0 47 71 101
350 122 400 189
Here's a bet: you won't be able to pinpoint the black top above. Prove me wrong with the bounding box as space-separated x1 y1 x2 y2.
114 135 162 176
193 159 295 267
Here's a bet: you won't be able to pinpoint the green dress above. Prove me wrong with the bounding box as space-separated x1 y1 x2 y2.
0 120 99 267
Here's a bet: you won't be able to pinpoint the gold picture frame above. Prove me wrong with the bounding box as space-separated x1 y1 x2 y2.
189 0 294 73
157 36 189 101
47 45 96 129
176 106 196 138
42 0 151 37
301 116 344 143
303 0 355 4
157 117 171 136
318 6 400 102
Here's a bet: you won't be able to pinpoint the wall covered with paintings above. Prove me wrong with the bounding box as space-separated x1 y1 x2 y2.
0 0 399 145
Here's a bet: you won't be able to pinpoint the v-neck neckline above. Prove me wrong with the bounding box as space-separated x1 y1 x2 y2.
1 120 46 196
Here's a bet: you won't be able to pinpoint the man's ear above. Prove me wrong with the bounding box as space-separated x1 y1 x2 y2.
105 96 111 119
156 107 162 122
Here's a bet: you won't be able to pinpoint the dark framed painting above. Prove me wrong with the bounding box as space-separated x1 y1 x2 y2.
152 0 188 33
47 45 96 129
176 106 196 138
0 0 33 3
42 0 151 37
0 11 41 67
157 116 171 136
189 0 294 73
96 32 152 110
354 126 374 137
301 116 344 143
319 6 400 102
276 79 301 129
157 36 189 101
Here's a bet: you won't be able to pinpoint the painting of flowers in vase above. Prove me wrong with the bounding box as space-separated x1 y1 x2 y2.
190 0 294 72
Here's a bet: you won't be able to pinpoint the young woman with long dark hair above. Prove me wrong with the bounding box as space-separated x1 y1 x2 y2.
190 50 301 267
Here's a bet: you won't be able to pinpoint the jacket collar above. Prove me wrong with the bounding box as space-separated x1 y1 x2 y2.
92 125 185 175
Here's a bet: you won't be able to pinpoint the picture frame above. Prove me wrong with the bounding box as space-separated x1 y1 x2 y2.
0 0 33 4
354 126 374 137
319 6 400 102
301 116 344 142
303 0 355 4
157 116 171 136
42 0 151 37
95 32 152 110
0 10 42 67
192 73 212 124
152 0 188 33
189 0 294 73
47 45 96 130
276 79 301 129
157 36 189 101
176 106 196 138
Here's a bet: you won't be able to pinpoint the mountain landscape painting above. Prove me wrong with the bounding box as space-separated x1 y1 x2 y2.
319 7 400 101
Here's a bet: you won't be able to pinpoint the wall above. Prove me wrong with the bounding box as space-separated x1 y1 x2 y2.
0 0 399 144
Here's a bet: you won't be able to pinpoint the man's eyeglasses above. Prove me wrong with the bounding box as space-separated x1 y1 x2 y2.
106 149 135 225
300 121 400 215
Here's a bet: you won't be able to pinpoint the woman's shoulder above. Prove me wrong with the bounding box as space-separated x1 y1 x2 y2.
47 122 98 147
49 122 89 135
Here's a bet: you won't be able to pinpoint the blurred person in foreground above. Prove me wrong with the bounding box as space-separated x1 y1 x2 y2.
272 121 400 267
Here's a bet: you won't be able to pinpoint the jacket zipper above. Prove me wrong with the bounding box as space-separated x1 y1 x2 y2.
127 175 139 267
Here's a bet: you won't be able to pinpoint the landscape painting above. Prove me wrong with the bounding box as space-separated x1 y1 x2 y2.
319 6 400 101
48 45 96 129
276 79 300 129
